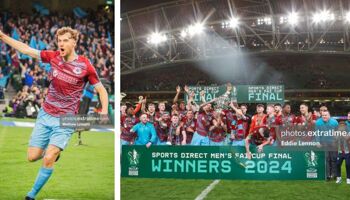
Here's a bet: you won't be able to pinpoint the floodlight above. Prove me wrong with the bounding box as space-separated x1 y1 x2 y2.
229 17 239 28
147 32 167 45
288 12 298 25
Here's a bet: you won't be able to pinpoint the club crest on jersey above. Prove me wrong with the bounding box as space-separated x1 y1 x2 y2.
73 67 82 75
53 70 58 77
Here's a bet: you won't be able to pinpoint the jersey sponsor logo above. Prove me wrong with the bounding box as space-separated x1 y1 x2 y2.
53 69 79 84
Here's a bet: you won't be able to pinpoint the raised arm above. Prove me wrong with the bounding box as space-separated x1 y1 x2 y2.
184 85 190 95
173 86 181 104
133 96 144 115
141 97 147 113
0 30 40 59
199 90 206 104
230 102 247 120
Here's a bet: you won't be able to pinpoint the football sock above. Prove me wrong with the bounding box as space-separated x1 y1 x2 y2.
27 167 53 198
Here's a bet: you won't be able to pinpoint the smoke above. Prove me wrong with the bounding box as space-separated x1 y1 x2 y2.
192 31 283 86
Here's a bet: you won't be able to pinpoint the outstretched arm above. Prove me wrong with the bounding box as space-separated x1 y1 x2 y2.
199 95 221 108
0 30 40 59
230 102 247 120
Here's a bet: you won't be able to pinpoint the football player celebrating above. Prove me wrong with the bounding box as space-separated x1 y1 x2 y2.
294 103 316 127
0 27 109 200
155 111 171 145
282 103 295 127
245 126 271 159
167 114 186 145
249 104 267 134
191 103 212 146
120 107 139 146
209 112 227 146
230 108 248 146
240 104 251 137
155 102 167 122
181 110 196 144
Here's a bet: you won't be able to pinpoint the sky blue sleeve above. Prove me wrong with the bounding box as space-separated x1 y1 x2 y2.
131 123 139 133
315 121 320 130
149 124 158 144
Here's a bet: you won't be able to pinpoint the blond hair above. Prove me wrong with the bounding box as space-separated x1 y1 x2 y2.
56 27 79 41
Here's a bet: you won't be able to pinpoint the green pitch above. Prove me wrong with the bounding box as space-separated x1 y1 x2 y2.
122 164 350 200
0 124 114 200
122 177 350 200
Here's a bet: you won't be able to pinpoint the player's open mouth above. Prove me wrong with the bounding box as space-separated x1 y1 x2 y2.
60 48 65 52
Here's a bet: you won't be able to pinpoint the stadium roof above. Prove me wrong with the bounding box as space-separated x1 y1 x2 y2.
121 0 350 73
121 0 169 13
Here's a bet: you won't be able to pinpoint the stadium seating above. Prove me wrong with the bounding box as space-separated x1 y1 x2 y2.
0 8 114 118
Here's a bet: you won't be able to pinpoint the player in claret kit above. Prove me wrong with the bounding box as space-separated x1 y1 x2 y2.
265 104 282 145
0 27 109 200
141 100 156 125
294 103 316 127
282 103 295 127
230 108 248 146
274 103 283 125
172 86 187 118
167 114 186 145
121 104 127 125
209 112 227 146
120 107 139 146
272 103 284 144
221 108 234 145
293 103 317 143
191 103 213 146
245 125 271 159
155 102 167 121
181 110 196 145
146 103 157 124
121 98 143 146
155 111 171 145
240 104 251 137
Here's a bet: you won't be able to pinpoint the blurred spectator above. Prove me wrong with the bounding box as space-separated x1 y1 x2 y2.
24 71 34 87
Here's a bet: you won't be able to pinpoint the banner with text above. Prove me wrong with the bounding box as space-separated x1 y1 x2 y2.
184 85 284 104
121 146 325 180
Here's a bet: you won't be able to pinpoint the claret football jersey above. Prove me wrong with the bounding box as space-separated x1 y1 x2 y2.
40 50 101 116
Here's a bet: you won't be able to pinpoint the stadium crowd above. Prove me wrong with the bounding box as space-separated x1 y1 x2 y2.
0 8 114 118
121 54 350 92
